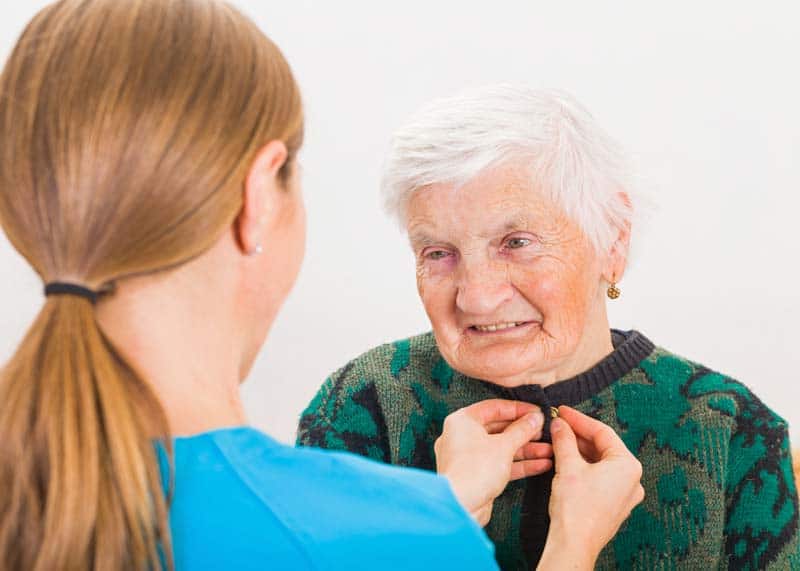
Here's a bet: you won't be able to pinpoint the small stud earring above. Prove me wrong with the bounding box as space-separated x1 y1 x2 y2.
250 244 263 256
607 282 621 299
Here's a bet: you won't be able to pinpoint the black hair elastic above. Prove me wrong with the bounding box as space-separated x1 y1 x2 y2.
44 282 99 304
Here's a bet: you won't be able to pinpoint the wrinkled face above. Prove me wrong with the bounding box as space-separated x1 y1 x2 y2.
407 161 613 387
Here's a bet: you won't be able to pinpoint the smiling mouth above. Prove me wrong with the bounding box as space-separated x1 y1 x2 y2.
469 321 534 333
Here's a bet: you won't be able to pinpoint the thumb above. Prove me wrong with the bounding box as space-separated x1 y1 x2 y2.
498 411 544 454
550 417 583 471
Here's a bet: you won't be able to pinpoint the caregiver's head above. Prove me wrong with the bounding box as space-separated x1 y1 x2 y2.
383 85 633 388
0 0 302 568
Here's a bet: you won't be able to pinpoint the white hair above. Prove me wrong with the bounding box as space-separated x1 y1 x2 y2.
381 84 635 253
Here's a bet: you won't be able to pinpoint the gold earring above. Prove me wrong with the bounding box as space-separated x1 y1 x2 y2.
607 282 621 299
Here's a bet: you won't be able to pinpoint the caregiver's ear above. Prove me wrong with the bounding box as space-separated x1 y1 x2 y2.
601 192 632 283
237 140 288 255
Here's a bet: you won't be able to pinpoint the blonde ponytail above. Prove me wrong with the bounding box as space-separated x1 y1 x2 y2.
0 297 171 569
0 0 303 568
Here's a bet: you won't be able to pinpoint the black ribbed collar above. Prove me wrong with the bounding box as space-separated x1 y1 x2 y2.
470 330 655 438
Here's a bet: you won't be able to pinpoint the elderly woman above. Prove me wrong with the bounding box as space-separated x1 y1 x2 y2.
298 86 800 570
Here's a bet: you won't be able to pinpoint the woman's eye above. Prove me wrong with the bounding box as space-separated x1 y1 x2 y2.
505 237 532 249
425 250 450 260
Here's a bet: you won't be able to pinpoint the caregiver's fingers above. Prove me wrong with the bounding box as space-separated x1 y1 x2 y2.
472 501 494 527
486 420 512 434
557 406 631 460
494 411 545 455
550 416 583 470
631 483 646 507
460 399 541 426
513 442 554 461
574 435 601 462
510 458 553 481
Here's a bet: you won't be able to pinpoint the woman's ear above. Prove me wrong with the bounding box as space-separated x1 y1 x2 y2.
602 193 632 284
236 141 288 255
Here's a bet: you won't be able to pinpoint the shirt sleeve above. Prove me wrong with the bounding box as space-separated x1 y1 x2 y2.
310 454 499 571
723 392 800 569
296 363 392 464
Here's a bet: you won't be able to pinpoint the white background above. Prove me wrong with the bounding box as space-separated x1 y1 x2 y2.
1 2 798 444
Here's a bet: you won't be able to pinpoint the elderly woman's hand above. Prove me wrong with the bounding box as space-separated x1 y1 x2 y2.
538 406 644 570
435 399 553 526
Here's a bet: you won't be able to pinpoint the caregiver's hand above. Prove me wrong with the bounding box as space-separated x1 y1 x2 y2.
435 399 553 526
538 406 644 570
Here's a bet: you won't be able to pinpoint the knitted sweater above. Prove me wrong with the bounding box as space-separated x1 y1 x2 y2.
297 330 800 570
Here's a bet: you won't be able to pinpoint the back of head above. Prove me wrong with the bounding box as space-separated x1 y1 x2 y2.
0 0 303 568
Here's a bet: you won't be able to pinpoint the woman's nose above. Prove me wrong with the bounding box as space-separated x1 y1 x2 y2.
455 264 514 315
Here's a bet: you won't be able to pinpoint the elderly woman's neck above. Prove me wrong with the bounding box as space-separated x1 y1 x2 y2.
95 264 249 437
551 322 615 385
498 319 615 389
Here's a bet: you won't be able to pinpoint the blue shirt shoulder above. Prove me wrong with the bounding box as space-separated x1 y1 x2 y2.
167 427 497 570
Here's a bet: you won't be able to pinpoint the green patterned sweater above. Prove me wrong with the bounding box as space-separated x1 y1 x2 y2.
296 330 800 570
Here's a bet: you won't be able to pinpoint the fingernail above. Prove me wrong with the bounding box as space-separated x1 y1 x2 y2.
550 418 563 434
527 412 544 429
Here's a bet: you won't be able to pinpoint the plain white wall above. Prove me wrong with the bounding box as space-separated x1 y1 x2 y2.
0 1 797 444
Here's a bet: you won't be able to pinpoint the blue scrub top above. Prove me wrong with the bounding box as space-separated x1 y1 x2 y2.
166 426 498 570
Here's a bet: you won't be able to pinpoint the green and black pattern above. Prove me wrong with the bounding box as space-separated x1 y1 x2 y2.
297 330 800 570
